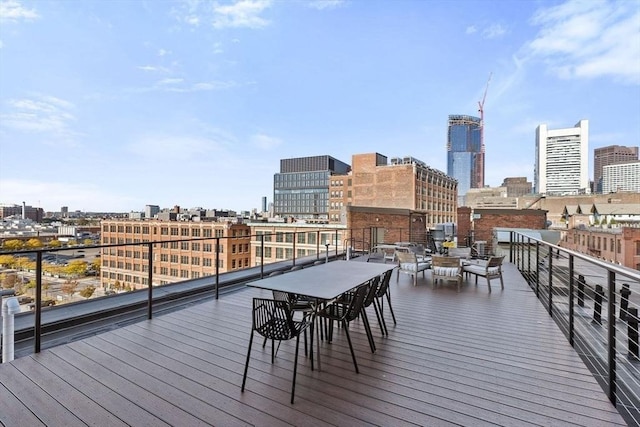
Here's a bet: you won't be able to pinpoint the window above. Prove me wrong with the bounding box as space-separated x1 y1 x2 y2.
192 242 200 251
170 242 178 249
203 258 212 267
203 243 212 252
181 256 189 263
191 257 200 265
171 254 179 263
203 229 212 238
192 229 200 237
181 242 189 250
308 232 317 244
256 247 262 257
276 232 284 242
264 247 272 258
161 228 169 235
297 233 306 244
160 254 168 262
285 233 293 243
636 241 640 256
297 249 305 258
181 228 189 236
171 228 179 236
276 248 284 259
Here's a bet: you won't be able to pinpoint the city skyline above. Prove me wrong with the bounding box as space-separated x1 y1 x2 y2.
1 0 639 213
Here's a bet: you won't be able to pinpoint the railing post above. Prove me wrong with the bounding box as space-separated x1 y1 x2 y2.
147 243 153 319
34 251 42 353
509 231 513 263
260 234 265 278
215 237 220 300
577 274 585 307
547 248 553 316
628 307 639 360
569 255 574 347
526 237 531 284
316 230 321 260
593 285 604 325
535 241 540 297
607 271 617 406
620 283 630 321
292 232 296 266
335 229 339 258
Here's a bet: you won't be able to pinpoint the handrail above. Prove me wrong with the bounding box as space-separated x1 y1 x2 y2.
509 230 640 425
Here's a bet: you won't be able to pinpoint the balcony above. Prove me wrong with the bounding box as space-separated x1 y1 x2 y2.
0 241 633 426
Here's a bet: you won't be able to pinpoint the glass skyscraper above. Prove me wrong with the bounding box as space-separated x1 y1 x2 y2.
447 115 483 206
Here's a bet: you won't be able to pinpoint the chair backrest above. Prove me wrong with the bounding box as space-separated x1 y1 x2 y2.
487 256 504 269
409 245 425 256
345 284 370 322
448 247 471 259
432 255 460 268
376 269 393 298
395 251 416 264
252 298 295 341
363 276 380 308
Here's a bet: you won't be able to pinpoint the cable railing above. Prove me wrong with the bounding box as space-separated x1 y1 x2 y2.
510 230 640 426
0 226 424 356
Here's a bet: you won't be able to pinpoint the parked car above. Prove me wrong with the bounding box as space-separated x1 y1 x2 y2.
17 295 34 304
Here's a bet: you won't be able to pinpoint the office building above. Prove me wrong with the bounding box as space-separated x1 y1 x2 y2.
594 145 639 193
447 115 483 206
330 153 457 228
273 155 350 221
535 120 589 195
0 203 44 222
145 205 160 219
602 161 640 193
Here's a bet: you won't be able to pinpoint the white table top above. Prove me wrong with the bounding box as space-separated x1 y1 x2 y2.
247 261 394 301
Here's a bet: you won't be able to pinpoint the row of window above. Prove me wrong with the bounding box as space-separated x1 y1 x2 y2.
102 224 251 238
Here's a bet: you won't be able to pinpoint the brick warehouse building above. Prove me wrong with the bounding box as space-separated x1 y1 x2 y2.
100 219 251 290
457 207 548 254
329 153 457 229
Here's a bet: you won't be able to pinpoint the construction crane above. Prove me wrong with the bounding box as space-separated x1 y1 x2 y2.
476 72 492 188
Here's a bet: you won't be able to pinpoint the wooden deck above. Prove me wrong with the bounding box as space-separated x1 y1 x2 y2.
0 262 627 426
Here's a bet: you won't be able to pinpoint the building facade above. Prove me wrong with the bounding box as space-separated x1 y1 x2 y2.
100 219 251 289
273 155 350 221
248 221 346 267
535 120 589 196
602 161 640 194
330 153 457 229
594 145 639 193
501 177 532 197
447 115 483 206
0 203 44 222
561 226 640 270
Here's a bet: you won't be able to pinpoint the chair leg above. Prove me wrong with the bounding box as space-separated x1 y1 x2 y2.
373 298 388 335
241 330 255 393
291 334 301 404
360 309 376 353
500 274 504 289
385 289 397 324
342 319 359 373
487 277 491 292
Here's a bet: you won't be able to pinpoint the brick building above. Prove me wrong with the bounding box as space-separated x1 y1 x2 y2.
100 219 251 290
457 208 548 254
330 153 457 229
0 203 44 222
561 226 640 270
345 206 427 250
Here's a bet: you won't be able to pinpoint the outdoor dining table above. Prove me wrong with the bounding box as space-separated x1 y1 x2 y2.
247 260 394 370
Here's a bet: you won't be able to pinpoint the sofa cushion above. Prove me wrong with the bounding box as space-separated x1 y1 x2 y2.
433 266 459 277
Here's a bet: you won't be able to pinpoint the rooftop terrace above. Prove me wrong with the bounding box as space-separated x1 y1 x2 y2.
0 260 628 426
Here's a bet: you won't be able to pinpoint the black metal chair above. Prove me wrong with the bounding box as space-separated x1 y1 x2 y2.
242 298 311 404
373 269 395 335
316 283 370 373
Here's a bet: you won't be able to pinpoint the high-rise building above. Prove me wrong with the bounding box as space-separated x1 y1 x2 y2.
261 196 267 213
594 145 639 193
61 206 69 218
273 155 350 221
329 153 457 228
535 120 589 195
447 115 483 206
145 204 160 219
602 161 640 193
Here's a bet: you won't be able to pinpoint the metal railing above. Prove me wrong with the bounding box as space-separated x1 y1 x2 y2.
510 231 640 425
0 226 422 356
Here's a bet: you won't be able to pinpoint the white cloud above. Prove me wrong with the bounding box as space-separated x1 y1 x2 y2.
212 0 272 29
158 78 184 85
251 133 282 150
173 0 272 30
307 0 346 11
137 65 170 72
482 24 506 39
527 0 640 84
465 25 477 35
0 0 39 23
0 95 80 145
158 48 171 56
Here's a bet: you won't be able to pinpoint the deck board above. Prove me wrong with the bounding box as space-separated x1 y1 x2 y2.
0 262 627 427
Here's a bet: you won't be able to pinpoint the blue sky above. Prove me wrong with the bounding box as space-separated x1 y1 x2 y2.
1 0 638 213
